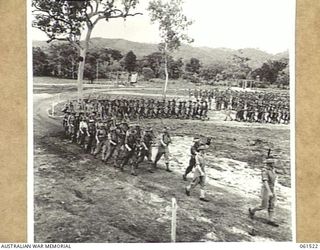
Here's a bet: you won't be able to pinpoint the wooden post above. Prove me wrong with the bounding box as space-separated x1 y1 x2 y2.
171 197 177 243
51 101 55 116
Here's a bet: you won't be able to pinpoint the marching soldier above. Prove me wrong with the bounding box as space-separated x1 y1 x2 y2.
86 118 96 154
93 121 108 160
78 116 89 148
120 125 138 174
249 156 279 227
63 111 70 138
183 137 212 181
130 136 146 175
140 127 155 163
67 111 76 142
153 127 172 172
104 125 118 163
113 122 128 167
183 137 201 181
185 144 210 202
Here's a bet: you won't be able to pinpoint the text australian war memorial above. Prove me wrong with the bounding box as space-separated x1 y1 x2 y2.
32 0 292 243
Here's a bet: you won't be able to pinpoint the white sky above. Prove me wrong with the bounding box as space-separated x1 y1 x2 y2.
31 0 295 54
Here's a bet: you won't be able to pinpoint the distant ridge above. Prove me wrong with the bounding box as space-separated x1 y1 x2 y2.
33 37 289 68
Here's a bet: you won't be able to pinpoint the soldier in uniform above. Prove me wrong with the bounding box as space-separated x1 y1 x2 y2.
86 118 96 154
183 137 201 181
153 127 172 172
249 156 279 227
120 125 138 174
130 136 145 175
186 100 193 119
79 116 89 148
93 121 108 160
140 127 154 163
62 111 70 138
67 111 76 142
185 144 210 202
183 137 212 180
112 123 127 167
104 125 118 163
170 99 177 118
181 101 187 119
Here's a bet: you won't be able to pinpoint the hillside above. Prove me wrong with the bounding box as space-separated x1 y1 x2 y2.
33 37 289 68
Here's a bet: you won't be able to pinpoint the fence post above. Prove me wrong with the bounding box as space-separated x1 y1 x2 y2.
171 197 177 243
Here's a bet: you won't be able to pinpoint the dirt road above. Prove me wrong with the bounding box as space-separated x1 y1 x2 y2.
33 89 292 243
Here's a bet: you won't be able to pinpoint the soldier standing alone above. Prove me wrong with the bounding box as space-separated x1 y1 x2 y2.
249 156 279 227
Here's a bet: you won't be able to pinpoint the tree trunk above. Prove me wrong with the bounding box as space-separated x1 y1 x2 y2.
77 26 93 100
163 42 169 101
77 49 86 100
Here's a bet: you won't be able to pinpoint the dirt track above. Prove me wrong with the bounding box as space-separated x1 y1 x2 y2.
33 86 292 243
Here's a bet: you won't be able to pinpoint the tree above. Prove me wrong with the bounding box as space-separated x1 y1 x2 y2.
251 59 288 84
185 57 201 75
168 57 184 79
223 52 252 80
144 52 164 78
47 43 79 78
84 50 100 83
199 63 226 81
33 47 50 76
32 0 142 99
276 66 290 86
141 67 155 80
148 0 193 100
123 50 137 73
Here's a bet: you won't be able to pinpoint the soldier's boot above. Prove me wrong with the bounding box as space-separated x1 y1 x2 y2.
182 174 187 181
199 190 209 202
185 185 191 196
248 208 255 219
267 211 279 227
165 163 172 172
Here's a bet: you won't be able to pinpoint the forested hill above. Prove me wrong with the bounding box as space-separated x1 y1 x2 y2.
33 37 289 68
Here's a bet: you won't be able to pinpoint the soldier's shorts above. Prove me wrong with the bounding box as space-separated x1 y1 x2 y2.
156 146 169 164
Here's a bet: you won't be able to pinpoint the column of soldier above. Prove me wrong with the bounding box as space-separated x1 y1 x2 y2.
189 88 290 124
62 106 214 202
61 97 210 176
63 97 210 121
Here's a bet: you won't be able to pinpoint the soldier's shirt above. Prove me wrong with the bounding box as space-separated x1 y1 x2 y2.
161 133 171 147
143 133 153 148
79 121 88 130
125 134 136 148
261 167 276 193
97 129 107 139
190 144 199 157
109 131 118 144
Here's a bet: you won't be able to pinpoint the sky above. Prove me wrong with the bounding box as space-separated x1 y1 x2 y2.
31 0 295 54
